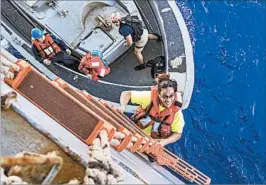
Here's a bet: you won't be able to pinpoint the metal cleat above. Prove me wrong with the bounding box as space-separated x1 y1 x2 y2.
95 15 112 32
47 0 68 18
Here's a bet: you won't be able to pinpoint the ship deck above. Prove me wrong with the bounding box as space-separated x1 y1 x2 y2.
1 82 184 184
1 109 86 184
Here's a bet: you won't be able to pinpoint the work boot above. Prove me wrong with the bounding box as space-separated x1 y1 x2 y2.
134 63 146 71
147 155 156 163
156 35 162 42
152 33 162 42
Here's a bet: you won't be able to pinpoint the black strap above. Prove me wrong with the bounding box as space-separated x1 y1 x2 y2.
145 102 153 117
174 101 183 108
161 115 170 125
134 101 172 126
133 102 153 122
135 45 144 49
157 115 171 137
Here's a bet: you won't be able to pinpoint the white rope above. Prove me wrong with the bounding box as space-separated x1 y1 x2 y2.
0 54 20 79
1 168 28 184
84 130 124 184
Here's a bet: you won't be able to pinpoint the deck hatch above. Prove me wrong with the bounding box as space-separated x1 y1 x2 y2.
79 28 113 53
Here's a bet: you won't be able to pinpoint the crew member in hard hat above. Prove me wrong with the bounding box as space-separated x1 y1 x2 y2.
31 28 77 68
78 51 110 81
111 12 162 71
119 75 184 147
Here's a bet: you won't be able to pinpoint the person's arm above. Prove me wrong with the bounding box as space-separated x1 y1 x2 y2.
50 34 68 50
120 91 132 112
78 63 91 75
125 35 133 47
157 111 185 146
31 46 45 63
157 133 181 147
120 25 133 47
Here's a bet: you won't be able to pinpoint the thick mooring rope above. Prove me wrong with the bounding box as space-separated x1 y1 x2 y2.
84 130 124 184
1 166 28 184
1 151 63 185
0 54 20 79
0 131 124 185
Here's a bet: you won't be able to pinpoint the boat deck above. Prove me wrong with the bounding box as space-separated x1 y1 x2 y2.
1 0 191 107
1 0 163 87
104 0 164 86
105 39 163 86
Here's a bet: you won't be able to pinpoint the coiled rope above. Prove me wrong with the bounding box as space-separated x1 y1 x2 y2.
0 53 20 80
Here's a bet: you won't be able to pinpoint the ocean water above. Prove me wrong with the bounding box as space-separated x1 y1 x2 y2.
169 1 266 183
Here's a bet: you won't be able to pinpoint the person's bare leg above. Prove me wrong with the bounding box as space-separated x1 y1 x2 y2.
148 34 158 40
134 48 144 64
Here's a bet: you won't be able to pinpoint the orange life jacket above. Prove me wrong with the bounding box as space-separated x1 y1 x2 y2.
132 86 181 139
33 34 61 59
79 53 110 81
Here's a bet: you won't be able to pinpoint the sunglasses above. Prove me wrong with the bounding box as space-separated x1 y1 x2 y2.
112 21 119 24
160 94 175 100
154 73 160 78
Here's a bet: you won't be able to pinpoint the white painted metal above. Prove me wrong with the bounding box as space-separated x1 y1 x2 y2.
168 1 195 109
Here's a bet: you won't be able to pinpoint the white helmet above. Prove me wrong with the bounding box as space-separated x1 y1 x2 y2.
111 12 121 22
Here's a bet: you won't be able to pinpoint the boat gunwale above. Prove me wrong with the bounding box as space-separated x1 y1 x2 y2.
1 0 194 110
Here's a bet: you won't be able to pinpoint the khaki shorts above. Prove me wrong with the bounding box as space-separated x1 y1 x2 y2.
135 29 149 51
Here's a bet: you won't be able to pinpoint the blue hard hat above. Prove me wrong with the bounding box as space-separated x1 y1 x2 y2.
31 28 44 39
92 50 103 59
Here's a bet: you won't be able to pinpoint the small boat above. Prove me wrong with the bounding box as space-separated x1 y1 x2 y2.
1 0 194 111
1 0 208 184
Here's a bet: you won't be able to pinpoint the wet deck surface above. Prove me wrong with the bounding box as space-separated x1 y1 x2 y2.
1 109 85 184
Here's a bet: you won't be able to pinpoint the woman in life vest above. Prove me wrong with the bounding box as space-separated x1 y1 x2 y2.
78 52 110 81
120 75 185 147
31 28 77 68
154 73 183 107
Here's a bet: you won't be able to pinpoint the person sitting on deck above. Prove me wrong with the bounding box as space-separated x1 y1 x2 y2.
111 12 162 71
78 51 110 81
31 28 78 69
119 75 185 147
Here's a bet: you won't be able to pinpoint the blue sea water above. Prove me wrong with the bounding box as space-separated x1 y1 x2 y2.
169 1 266 184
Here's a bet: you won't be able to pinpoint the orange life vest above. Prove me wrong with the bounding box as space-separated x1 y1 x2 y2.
132 86 181 139
79 53 110 81
33 34 61 59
